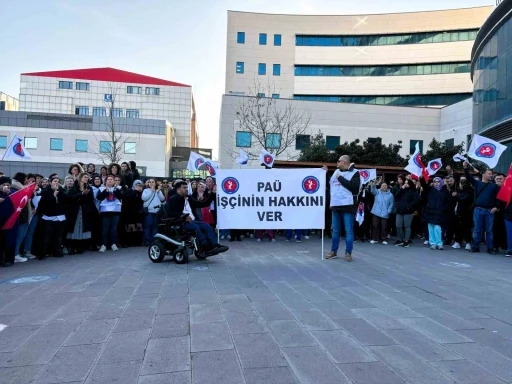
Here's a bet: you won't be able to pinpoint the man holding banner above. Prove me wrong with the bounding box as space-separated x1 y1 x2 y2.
323 155 360 262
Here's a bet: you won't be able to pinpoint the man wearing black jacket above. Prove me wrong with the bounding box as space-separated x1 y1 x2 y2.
166 181 228 254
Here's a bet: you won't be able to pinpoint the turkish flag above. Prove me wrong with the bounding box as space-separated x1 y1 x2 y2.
0 183 37 230
497 164 512 206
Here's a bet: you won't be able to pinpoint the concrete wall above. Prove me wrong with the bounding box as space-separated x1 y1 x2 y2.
439 97 473 150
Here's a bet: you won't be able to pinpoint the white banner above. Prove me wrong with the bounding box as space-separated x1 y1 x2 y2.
216 169 326 230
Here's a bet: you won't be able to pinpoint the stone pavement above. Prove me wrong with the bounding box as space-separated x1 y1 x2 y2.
1 237 512 383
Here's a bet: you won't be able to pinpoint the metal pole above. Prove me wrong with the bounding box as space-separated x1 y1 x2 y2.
321 229 324 260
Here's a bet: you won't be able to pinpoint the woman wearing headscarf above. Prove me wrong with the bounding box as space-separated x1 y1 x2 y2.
90 175 103 251
122 180 144 246
120 162 133 190
421 176 450 250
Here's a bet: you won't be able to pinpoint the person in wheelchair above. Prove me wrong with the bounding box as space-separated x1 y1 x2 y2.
166 181 228 255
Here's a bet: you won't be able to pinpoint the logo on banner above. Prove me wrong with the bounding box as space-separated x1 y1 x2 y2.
221 177 239 194
13 140 25 157
302 176 320 194
263 154 273 166
204 161 216 176
413 153 423 167
359 170 370 183
195 158 205 169
430 161 441 171
476 143 496 158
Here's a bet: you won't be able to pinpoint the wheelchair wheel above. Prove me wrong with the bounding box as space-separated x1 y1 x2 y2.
174 248 189 264
194 249 208 260
148 240 166 263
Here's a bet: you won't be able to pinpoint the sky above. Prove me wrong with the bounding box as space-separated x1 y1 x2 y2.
0 0 493 160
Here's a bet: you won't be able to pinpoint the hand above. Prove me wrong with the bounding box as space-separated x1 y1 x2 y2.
321 165 328 171
212 185 217 193
463 161 469 169
54 190 59 197
83 188 89 195
473 167 479 174
186 216 193 222
452 192 457 197
446 165 452 172
491 207 498 214
0 198 4 203
402 184 407 189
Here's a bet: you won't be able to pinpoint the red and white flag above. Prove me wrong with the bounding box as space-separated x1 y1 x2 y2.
497 164 512 206
0 183 37 230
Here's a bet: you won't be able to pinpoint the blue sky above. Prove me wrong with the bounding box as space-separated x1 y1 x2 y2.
0 0 493 159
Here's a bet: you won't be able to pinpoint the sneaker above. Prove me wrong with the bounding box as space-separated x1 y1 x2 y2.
99 245 107 253
256 238 262 243
394 240 404 246
401 241 410 248
424 240 429 245
370 240 378 244
430 245 436 250
325 251 337 259
249 233 255 239
438 245 444 250
506 251 512 257
285 239 291 242
452 242 461 249
304 236 310 240
465 243 472 251
296 239 302 243
220 236 225 240
271 238 276 243
14 255 27 263
111 244 119 252
382 241 388 245
227 235 231 240
488 249 498 255
25 253 36 259
344 253 353 262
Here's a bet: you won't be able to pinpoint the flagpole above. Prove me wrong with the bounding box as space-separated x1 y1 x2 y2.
321 229 324 260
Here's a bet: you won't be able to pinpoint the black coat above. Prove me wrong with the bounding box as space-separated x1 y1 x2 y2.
422 186 451 225
38 187 68 218
166 192 214 219
123 189 143 224
65 184 96 233
394 188 419 215
454 187 474 217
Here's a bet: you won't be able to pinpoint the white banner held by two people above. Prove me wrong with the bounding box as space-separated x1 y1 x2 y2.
215 169 326 230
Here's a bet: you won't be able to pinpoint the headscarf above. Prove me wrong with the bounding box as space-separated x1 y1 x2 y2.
433 177 444 191
132 179 143 189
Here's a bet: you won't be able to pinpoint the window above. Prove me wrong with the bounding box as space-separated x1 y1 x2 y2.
367 137 382 144
50 138 63 151
0 136 7 148
58 81 73 89
126 109 140 118
273 64 281 76
326 136 340 150
257 93 265 98
127 86 142 94
266 133 281 149
100 141 112 153
236 131 251 147
409 140 424 154
274 34 282 46
237 32 245 44
145 87 160 95
0 101 4 111
93 107 106 116
466 134 472 151
259 33 267 45
75 139 88 152
272 94 280 99
258 63 266 75
445 138 455 148
75 106 89 115
75 82 90 91
236 62 244 74
111 108 123 117
124 142 136 154
295 134 311 150
24 137 37 149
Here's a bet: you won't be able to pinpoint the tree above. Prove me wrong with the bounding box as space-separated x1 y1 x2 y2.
224 78 311 161
297 132 335 162
423 138 464 168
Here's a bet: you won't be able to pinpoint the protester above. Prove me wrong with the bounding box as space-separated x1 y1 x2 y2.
123 180 144 246
494 173 507 252
421 176 450 250
0 176 17 266
370 179 395 245
99 166 108 185
68 163 84 181
86 163 96 179
394 179 419 247
129 161 140 181
142 178 165 246
38 176 67 259
11 173 30 262
97 175 123 252
505 192 512 257
90 175 103 251
452 177 474 250
121 162 134 189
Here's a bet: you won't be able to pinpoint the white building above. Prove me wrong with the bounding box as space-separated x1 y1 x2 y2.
0 92 19 111
19 67 198 148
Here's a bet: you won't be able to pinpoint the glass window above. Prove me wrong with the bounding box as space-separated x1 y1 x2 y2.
58 81 73 89
459 31 469 41
50 138 63 151
111 108 123 117
0 136 6 148
259 33 267 45
145 87 160 95
442 32 451 42
75 106 89 115
237 32 245 44
272 94 280 99
75 139 88 152
236 131 251 147
257 93 265 98
127 86 142 94
432 64 442 74
274 34 282 46
295 134 311 150
99 141 112 153
266 133 281 149
432 32 443 43
424 65 432 75
93 107 106 116
24 137 37 149
124 142 136 154
75 82 90 91
126 109 139 118
445 138 455 148
466 134 472 151
326 136 340 150
236 62 244 74
410 140 424 154
273 64 281 76
258 63 266 75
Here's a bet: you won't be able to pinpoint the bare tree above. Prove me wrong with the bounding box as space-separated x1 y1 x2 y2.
223 78 311 161
90 83 133 165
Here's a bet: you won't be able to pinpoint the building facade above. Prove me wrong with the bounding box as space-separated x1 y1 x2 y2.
471 0 512 173
226 7 492 107
0 92 19 111
19 67 198 148
0 111 172 177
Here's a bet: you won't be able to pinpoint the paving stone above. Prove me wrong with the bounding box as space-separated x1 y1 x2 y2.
267 320 316 347
471 318 512 338
2 331 69 367
219 294 253 312
97 329 150 364
225 310 266 334
33 343 103 383
0 325 40 352
13 302 66 326
141 336 190 375
281 346 351 384
368 298 424 318
312 300 359 320
434 302 491 319
311 330 377 363
191 321 233 352
190 304 224 324
65 318 118 345
399 317 472 343
233 332 287 369
189 290 218 305
151 314 189 338
385 292 433 309
114 309 155 332
458 329 512 359
352 308 407 330
330 290 375 309
430 359 507 384
368 345 454 384
0 365 45 384
135 283 163 296
192 349 244 384
244 367 297 384
156 297 188 315
38 310 90 336
415 306 483 331
85 360 142 384
336 318 397 346
339 362 406 384
138 372 191 384
252 301 294 321
62 296 102 313
277 293 314 310
243 288 278 302
290 309 338 330
88 300 128 320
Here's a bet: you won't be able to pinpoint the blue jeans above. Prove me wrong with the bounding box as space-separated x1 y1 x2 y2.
472 207 494 250
15 222 29 255
23 215 39 253
101 214 120 247
184 220 217 246
286 230 302 241
428 223 442 247
331 211 354 255
505 219 512 252
143 213 158 245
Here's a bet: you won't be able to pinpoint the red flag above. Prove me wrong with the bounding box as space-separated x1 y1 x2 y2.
1 183 37 230
497 164 512 206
